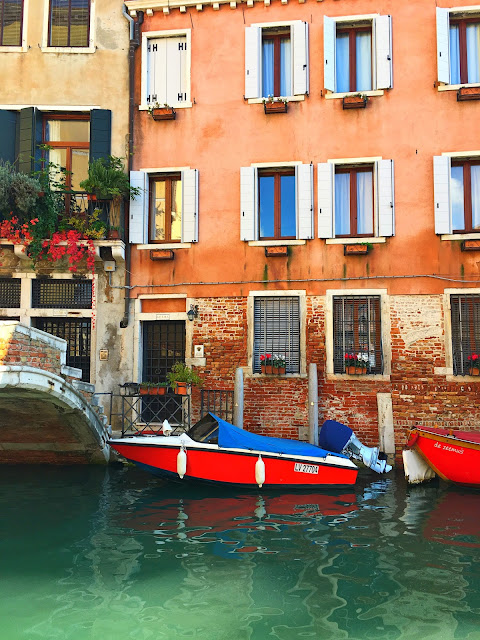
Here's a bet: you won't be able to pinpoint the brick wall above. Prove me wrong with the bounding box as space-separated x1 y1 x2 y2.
0 323 62 375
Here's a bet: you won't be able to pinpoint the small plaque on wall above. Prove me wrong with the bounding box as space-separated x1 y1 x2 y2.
99 349 109 361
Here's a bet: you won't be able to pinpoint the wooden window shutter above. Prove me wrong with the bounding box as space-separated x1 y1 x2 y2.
377 159 395 237
253 296 301 373
181 169 198 243
436 7 450 84
323 16 336 92
292 21 309 96
240 166 258 241
147 37 167 106
317 162 334 238
433 155 451 234
129 170 148 244
296 163 313 239
89 109 111 163
0 110 19 166
18 107 41 175
165 36 188 106
245 26 262 99
375 15 393 90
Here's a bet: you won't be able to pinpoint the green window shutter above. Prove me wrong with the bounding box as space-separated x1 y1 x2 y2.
18 107 41 175
0 110 19 165
89 109 111 162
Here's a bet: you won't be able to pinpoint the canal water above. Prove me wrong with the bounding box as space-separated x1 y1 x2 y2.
1 465 480 640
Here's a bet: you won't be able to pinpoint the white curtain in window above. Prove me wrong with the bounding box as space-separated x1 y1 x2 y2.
471 165 480 229
466 24 480 83
262 40 274 97
280 37 291 96
336 33 349 93
450 25 461 84
356 32 372 91
357 171 373 235
335 172 350 235
451 165 465 231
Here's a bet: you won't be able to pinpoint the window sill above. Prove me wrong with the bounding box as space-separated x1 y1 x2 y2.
440 233 480 241
41 46 95 54
247 95 305 105
327 373 390 381
248 240 305 247
438 82 480 92
0 46 26 53
139 103 192 110
250 373 308 379
325 237 386 245
137 243 192 250
325 90 384 100
445 374 480 382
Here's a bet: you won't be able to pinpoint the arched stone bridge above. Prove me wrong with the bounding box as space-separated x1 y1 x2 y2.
0 321 111 464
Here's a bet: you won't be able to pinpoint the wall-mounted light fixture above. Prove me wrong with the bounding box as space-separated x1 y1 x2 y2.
187 304 199 322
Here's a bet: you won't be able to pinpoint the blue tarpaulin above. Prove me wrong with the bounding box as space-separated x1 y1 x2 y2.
213 414 346 459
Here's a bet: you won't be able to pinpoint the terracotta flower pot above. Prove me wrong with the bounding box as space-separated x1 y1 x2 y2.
264 101 288 114
261 364 266 374
265 365 273 374
469 367 480 376
175 381 189 395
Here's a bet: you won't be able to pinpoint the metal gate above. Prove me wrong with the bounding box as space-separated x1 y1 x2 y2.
35 317 91 381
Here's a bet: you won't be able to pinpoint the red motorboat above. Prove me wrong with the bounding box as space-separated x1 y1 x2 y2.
404 426 480 487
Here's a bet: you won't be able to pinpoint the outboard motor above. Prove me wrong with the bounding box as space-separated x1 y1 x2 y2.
319 420 392 474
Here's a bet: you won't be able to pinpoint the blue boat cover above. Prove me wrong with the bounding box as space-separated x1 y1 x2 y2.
213 414 346 459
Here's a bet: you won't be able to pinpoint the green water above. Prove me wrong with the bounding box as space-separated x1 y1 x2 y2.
1 466 480 640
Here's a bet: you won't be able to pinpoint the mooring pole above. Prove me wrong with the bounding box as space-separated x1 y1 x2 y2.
308 363 319 445
233 367 244 429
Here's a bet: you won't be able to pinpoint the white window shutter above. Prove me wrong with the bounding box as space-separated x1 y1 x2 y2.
166 36 189 106
317 163 334 238
240 166 257 241
436 7 450 84
129 171 148 244
245 26 262 99
296 163 313 239
182 169 198 243
292 21 309 96
434 155 452 235
375 15 393 90
324 16 336 92
148 38 167 105
377 159 395 237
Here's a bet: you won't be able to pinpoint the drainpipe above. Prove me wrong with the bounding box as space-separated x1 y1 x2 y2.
120 6 143 329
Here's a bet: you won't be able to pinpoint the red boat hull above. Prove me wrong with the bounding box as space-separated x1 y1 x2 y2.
109 440 358 489
407 427 480 486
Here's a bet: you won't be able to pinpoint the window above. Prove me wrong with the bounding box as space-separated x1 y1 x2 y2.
143 31 191 108
333 296 383 374
317 160 394 239
245 21 309 100
451 294 480 375
48 0 90 48
149 175 182 243
324 15 392 94
0 0 23 47
0 278 20 308
434 155 480 234
240 164 313 242
253 296 300 374
437 7 480 85
35 317 91 381
129 169 198 245
31 279 92 309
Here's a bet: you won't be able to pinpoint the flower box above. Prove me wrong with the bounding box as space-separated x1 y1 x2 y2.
345 366 367 375
272 366 286 375
140 385 168 395
264 101 288 114
469 367 480 376
151 106 176 121
342 95 368 110
457 86 480 101
344 243 371 256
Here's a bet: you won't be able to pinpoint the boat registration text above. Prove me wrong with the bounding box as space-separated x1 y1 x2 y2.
294 463 319 474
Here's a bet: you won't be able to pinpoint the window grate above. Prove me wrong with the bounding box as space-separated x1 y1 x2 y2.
200 389 234 423
451 294 480 375
0 278 21 308
333 296 383 374
253 296 300 373
35 317 91 381
32 279 92 309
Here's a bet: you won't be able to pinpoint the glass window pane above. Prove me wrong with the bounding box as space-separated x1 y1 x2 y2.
47 148 67 189
71 148 89 191
280 174 296 237
259 175 275 238
450 25 461 85
151 181 166 241
335 172 350 235
356 31 372 91
45 120 89 143
280 36 291 97
1 0 23 46
471 165 480 230
262 40 274 98
69 0 89 47
356 170 373 235
336 33 350 93
451 165 465 231
171 179 182 241
466 23 480 83
49 0 89 47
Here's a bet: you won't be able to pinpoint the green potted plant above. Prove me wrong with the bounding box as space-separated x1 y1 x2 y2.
139 381 169 395
167 362 202 395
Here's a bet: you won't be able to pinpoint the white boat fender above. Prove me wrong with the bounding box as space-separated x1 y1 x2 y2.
255 454 265 488
177 445 187 479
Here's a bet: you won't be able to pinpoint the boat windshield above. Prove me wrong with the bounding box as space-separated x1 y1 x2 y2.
187 414 219 443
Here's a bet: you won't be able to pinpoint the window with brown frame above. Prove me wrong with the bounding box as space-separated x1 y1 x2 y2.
149 175 182 243
333 296 383 374
261 28 291 98
335 24 372 93
0 0 23 46
258 168 296 240
334 165 374 237
451 294 480 375
451 159 480 233
449 17 480 85
48 0 90 48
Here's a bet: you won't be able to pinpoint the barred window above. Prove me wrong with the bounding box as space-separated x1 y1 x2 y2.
32 279 92 309
0 0 23 46
253 296 300 374
0 278 20 308
35 318 91 381
451 294 480 375
49 0 90 48
333 295 383 374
